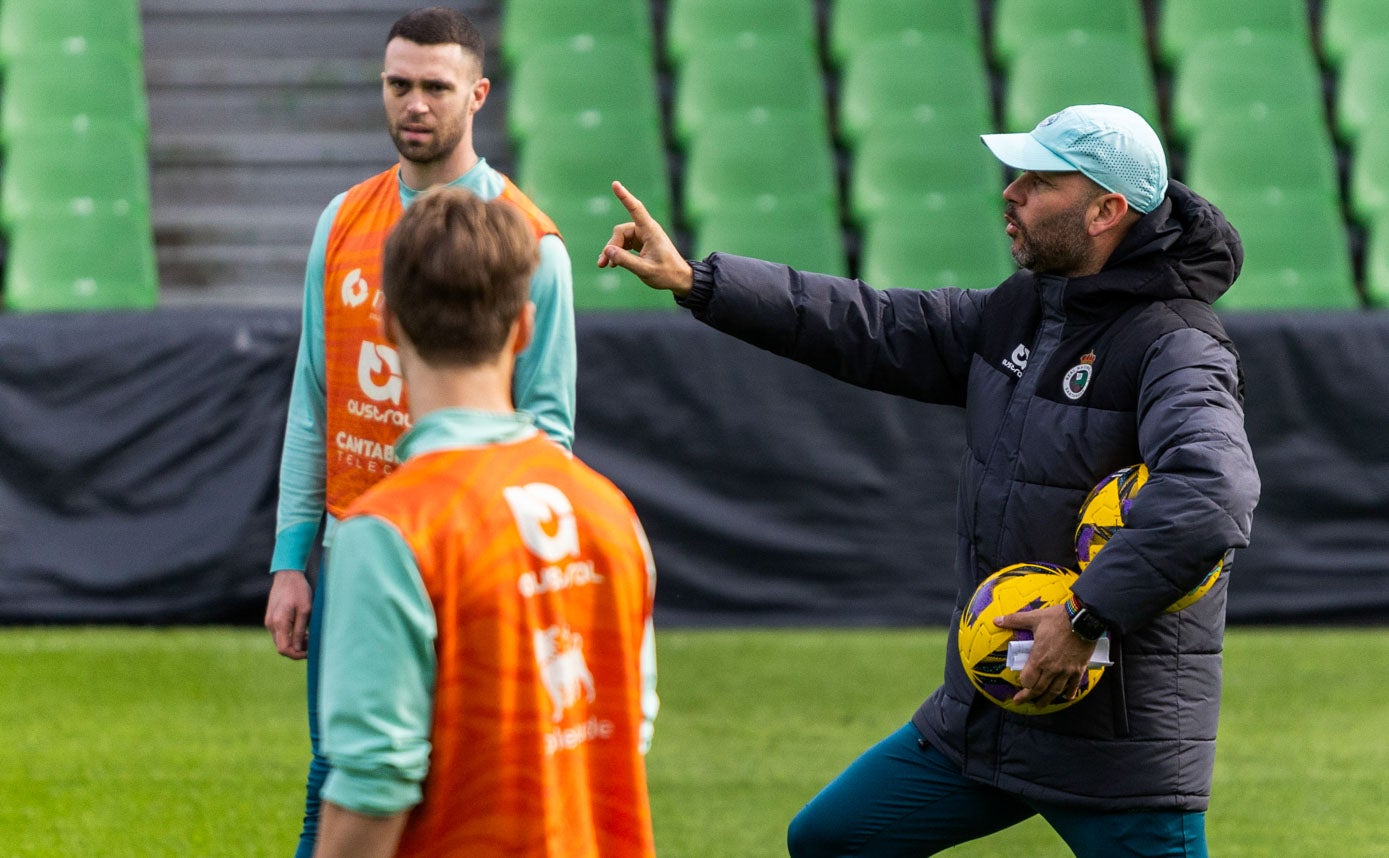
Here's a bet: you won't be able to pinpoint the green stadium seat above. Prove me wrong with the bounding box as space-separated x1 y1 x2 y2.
672 35 826 146
992 0 1146 67
0 49 149 142
665 0 817 67
837 33 992 149
859 197 1015 291
1157 0 1311 68
515 118 670 232
506 39 661 146
546 199 677 311
1002 33 1159 132
1215 193 1359 311
1349 121 1389 224
1334 37 1389 145
3 212 157 312
1321 0 1389 69
682 114 838 228
1183 114 1340 212
849 128 1003 225
1 126 150 229
693 205 849 277
498 0 653 68
0 0 141 66
1168 34 1324 144
1361 215 1389 307
514 116 671 311
828 0 982 69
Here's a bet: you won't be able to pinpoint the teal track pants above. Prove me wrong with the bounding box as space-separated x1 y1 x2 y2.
787 722 1208 857
294 562 330 858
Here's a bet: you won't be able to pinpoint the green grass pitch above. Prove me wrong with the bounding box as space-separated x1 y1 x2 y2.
0 626 1385 856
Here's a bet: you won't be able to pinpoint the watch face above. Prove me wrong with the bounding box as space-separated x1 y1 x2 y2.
1071 609 1107 641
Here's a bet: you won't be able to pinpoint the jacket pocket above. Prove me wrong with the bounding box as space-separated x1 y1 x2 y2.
1109 643 1130 737
1012 641 1129 739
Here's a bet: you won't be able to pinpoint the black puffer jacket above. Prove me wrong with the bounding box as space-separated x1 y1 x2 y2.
679 181 1260 810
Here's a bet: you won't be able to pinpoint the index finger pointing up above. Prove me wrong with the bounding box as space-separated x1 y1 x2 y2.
612 180 655 227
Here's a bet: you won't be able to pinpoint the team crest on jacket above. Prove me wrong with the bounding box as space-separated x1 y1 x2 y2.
1063 352 1096 400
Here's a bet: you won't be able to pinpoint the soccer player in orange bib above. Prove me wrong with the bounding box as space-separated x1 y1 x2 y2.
264 9 576 855
313 187 657 858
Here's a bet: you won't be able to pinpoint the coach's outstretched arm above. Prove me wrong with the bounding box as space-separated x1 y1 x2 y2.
598 181 694 297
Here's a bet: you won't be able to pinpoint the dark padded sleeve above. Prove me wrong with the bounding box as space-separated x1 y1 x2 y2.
683 253 989 406
1071 327 1261 632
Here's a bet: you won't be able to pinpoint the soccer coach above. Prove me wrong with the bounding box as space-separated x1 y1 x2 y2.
601 104 1260 856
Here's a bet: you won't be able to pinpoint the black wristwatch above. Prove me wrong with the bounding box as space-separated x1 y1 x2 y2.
1065 595 1108 642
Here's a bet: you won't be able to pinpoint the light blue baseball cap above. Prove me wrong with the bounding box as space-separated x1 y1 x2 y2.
980 104 1169 214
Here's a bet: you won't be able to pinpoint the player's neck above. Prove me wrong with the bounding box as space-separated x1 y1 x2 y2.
403 357 516 422
399 145 480 193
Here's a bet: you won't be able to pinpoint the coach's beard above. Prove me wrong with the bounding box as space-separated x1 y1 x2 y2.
1006 201 1092 275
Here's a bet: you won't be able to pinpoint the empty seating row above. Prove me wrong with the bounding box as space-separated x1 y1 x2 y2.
514 118 671 310
663 15 835 279
1336 37 1389 144
1322 0 1389 68
1157 0 1311 67
498 0 653 69
837 34 991 146
1 0 156 312
2 213 157 313
0 0 143 65
829 0 982 68
503 33 668 307
504 0 840 307
500 0 1385 311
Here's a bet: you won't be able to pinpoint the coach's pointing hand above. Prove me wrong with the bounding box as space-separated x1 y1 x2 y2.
599 181 693 298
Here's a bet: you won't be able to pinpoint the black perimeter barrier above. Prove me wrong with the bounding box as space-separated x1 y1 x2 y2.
1 306 1386 625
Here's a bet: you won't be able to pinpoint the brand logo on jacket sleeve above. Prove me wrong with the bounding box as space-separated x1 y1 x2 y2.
1063 351 1096 400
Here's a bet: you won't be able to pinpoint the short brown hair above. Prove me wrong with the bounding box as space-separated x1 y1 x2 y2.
387 7 485 68
382 187 538 366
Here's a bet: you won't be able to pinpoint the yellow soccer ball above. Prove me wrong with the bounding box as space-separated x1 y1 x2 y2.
958 562 1104 715
1074 464 1223 613
1165 564 1221 612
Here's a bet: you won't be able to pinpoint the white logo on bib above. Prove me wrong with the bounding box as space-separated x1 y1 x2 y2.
504 483 581 563
341 268 369 307
356 341 403 404
534 625 596 723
